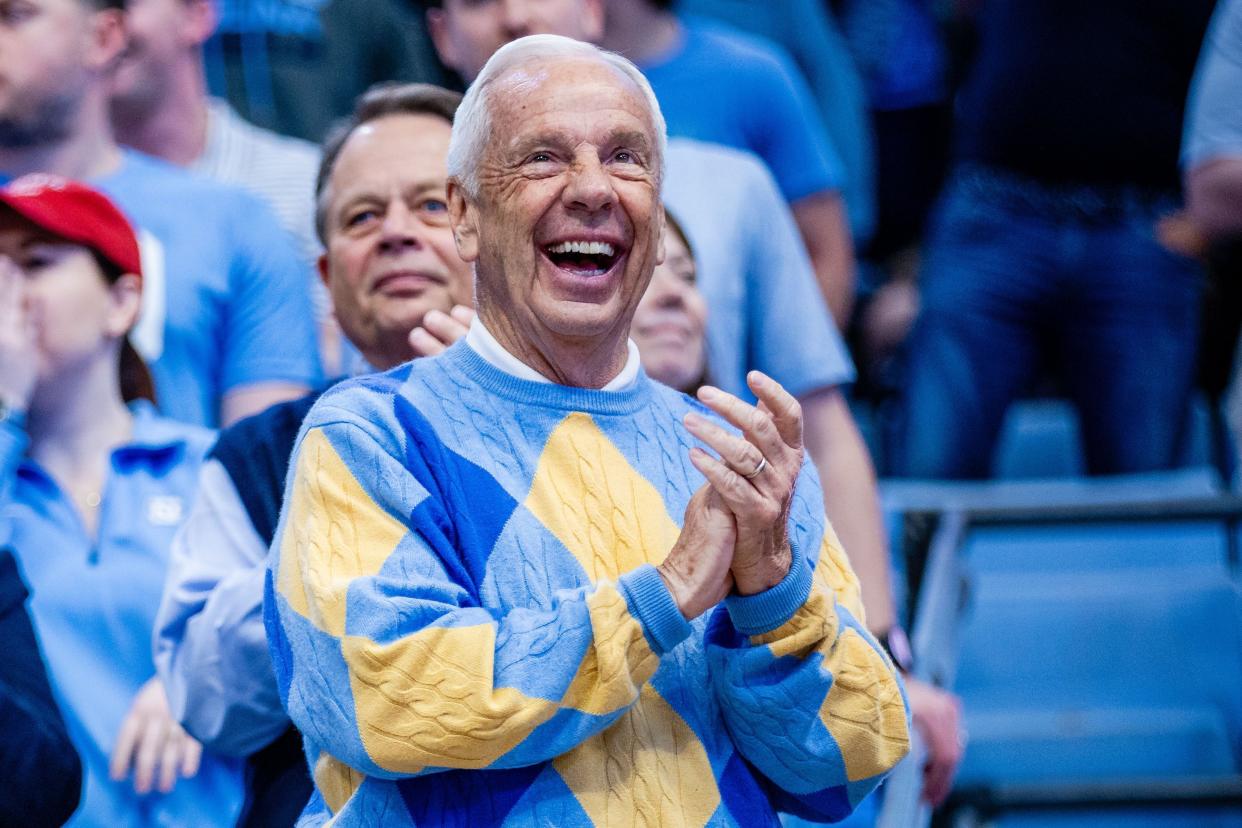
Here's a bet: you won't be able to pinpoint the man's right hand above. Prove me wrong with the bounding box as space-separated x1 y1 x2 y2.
0 257 37 414
657 485 736 620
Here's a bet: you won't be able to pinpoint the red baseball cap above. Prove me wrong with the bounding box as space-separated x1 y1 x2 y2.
0 174 142 280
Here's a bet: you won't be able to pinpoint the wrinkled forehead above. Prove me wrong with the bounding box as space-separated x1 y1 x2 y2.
485 57 658 145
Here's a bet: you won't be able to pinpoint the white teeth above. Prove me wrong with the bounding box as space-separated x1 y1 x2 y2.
548 240 616 257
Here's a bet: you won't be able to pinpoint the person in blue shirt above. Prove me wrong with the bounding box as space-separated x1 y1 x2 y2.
0 0 321 428
673 0 876 247
0 176 244 826
597 0 858 327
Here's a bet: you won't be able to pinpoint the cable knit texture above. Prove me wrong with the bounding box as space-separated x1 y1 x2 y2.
265 341 910 827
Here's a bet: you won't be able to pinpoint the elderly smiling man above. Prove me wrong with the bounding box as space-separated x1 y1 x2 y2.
267 35 909 826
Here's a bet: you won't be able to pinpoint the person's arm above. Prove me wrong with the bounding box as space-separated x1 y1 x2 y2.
0 550 83 827
154 460 290 755
801 387 965 805
219 194 321 427
793 191 857 327
738 33 857 324
788 0 877 243
1184 0 1242 239
221 382 312 428
801 387 894 632
267 396 730 780
1188 159 1242 239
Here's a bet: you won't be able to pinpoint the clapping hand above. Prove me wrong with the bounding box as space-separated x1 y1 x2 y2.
658 484 737 620
683 371 804 595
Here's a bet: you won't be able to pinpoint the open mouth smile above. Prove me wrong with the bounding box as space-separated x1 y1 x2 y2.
543 240 622 277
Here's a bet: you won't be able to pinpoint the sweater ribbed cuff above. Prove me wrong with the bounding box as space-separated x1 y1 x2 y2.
724 542 812 636
618 565 693 656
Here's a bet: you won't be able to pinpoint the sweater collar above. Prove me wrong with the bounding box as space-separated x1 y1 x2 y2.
464 316 642 392
443 340 654 417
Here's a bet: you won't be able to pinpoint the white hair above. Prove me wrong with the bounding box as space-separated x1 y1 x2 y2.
446 34 668 197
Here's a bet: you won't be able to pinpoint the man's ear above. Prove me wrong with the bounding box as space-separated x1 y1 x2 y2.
87 7 128 73
107 273 143 336
448 179 480 263
183 0 219 48
316 252 331 291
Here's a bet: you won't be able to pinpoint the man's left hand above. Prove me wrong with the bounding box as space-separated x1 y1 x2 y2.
683 371 804 595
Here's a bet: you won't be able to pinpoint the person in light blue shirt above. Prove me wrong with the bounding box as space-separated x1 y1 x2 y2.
92 151 322 428
664 138 854 402
0 177 244 827
0 0 321 428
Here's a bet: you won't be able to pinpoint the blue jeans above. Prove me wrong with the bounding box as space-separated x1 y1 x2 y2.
894 165 1205 478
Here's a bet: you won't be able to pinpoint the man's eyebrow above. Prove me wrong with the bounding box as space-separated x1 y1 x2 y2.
609 130 654 150
507 130 576 157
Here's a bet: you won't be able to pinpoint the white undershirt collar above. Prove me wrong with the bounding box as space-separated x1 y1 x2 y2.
464 316 641 391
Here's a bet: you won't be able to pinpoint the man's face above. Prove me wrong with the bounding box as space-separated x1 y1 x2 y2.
111 0 212 117
428 0 603 83
319 112 472 371
452 58 664 356
0 0 96 147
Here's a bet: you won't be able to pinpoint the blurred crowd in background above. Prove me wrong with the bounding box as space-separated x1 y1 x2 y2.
1 0 1240 825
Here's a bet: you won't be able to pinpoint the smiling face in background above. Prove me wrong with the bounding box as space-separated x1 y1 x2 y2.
632 220 706 392
319 112 471 370
452 57 664 377
0 216 138 384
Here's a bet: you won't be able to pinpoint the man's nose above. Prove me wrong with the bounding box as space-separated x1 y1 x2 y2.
562 156 616 214
378 201 423 253
500 0 534 35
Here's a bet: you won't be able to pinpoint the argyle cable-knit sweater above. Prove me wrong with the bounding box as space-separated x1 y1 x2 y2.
265 341 910 827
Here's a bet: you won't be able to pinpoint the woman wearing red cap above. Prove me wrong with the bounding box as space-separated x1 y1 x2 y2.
0 176 244 826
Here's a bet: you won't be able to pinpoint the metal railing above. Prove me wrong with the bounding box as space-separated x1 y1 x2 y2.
876 482 1242 828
